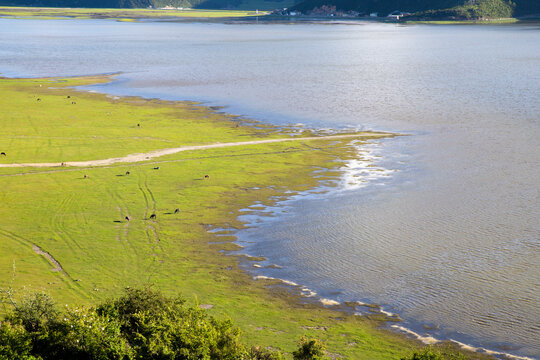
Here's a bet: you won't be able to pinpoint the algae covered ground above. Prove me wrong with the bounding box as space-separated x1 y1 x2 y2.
0 75 490 359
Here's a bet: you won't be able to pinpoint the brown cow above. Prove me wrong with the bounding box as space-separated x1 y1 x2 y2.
174 208 180 214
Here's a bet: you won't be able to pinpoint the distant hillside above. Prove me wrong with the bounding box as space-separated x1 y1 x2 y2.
0 0 537 15
291 0 540 18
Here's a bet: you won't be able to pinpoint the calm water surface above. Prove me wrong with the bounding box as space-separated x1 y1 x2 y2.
1 18 539 358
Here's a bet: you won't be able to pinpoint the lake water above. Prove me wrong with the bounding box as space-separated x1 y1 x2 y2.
1 18 539 358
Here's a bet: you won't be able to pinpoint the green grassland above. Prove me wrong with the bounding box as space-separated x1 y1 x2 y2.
0 6 263 19
0 76 492 359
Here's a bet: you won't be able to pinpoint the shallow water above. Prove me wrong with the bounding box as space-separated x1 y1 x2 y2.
1 18 539 358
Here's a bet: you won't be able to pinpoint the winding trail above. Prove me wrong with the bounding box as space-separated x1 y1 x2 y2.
32 245 65 273
0 133 388 168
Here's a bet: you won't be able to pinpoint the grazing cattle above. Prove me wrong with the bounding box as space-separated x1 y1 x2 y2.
125 216 131 221
83 174 89 179
174 208 180 214
125 171 130 175
154 167 159 170
61 162 66 166
204 175 210 179
72 102 76 105
0 152 5 156
67 96 71 99
37 98 41 101
137 124 140 127
149 214 156 220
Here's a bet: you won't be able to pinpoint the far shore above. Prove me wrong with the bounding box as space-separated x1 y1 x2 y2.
0 6 537 24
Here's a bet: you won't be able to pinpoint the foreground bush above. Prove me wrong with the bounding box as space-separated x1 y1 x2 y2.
1 288 475 360
0 288 266 360
1 288 335 360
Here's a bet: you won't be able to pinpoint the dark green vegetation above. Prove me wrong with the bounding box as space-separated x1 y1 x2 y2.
291 0 539 19
0 288 473 360
0 287 300 359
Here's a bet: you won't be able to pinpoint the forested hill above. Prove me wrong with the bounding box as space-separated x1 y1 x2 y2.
291 0 540 18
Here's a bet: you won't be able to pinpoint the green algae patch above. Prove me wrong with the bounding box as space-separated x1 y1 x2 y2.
0 75 490 359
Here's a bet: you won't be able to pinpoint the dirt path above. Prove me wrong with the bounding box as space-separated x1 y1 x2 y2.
0 133 388 168
32 245 65 273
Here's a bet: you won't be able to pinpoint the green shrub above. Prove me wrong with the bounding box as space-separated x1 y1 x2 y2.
10 293 58 333
1 288 340 360
97 287 247 359
401 347 467 360
247 346 285 360
292 337 328 360
0 321 40 360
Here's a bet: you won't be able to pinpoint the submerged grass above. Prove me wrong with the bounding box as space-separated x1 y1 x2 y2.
0 75 492 359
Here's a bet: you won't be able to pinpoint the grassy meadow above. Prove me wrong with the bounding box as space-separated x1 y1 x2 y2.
0 75 492 359
0 6 264 20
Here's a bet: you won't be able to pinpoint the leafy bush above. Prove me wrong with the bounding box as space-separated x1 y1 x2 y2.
248 346 285 360
0 287 295 360
292 337 328 360
401 347 467 360
0 321 40 360
10 293 58 333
